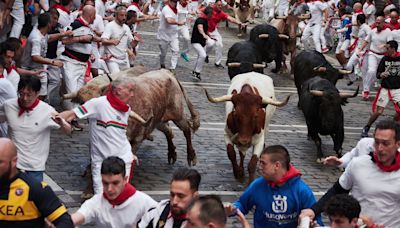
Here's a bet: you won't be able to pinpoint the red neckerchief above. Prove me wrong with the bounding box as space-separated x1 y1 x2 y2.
169 212 188 220
168 3 178 14
267 164 301 187
373 151 400 172
103 183 136 207
6 64 16 74
131 2 140 9
180 1 188 7
106 85 130 112
77 17 90 28
18 98 40 116
354 9 363 13
52 4 70 14
384 51 400 57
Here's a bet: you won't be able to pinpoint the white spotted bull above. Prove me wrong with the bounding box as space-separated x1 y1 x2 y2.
205 72 290 183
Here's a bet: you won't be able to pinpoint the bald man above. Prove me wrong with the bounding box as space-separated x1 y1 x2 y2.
0 138 74 227
60 5 96 126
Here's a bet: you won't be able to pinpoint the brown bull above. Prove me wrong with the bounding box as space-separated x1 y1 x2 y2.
205 72 290 184
64 69 200 166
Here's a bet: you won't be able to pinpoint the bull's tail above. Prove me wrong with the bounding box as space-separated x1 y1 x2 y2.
176 79 200 132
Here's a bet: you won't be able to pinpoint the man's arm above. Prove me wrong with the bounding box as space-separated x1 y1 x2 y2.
57 110 78 122
71 212 85 226
165 16 185 26
62 34 93 45
227 15 245 27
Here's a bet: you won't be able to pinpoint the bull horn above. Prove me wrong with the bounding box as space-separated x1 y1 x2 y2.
63 91 78 99
204 89 232 103
275 16 287 19
262 95 290 107
309 90 324 96
278 34 289 39
258 34 269 39
338 69 352 75
129 111 151 126
313 66 327 72
339 86 359 98
252 63 266 68
227 62 241 67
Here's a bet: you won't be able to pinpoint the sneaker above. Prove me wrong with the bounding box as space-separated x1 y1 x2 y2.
362 91 370 101
214 63 225 69
192 71 201 80
361 126 370 138
321 47 329 53
180 52 190 62
204 56 209 63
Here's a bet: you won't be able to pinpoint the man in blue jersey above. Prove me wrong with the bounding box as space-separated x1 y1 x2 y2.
226 145 321 227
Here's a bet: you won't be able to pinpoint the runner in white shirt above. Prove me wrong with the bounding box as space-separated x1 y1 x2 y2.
345 14 370 84
58 76 140 194
363 0 376 26
53 0 74 28
301 0 328 53
0 76 71 182
102 5 134 73
72 157 157 228
275 0 289 17
177 0 192 62
21 13 65 99
158 0 185 72
0 59 17 137
357 16 392 100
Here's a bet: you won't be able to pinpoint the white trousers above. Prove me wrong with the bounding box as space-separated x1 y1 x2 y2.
320 25 327 49
302 23 322 53
192 39 215 73
346 51 368 82
47 65 61 106
38 70 48 96
364 52 383 92
179 25 191 54
10 0 24 38
262 5 274 22
159 38 179 69
92 160 132 194
208 29 223 65
106 56 129 74
277 5 289 17
61 56 86 110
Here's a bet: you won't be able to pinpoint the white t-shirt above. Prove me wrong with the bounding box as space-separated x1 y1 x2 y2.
57 8 73 28
365 27 393 54
363 3 376 25
78 190 157 228
95 0 106 17
0 79 17 137
177 2 189 25
21 27 48 70
307 1 327 25
1 98 60 171
3 67 20 90
157 5 179 41
339 154 400 227
73 96 133 163
102 21 134 60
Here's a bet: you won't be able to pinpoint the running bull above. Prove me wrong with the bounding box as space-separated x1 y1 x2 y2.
294 50 351 105
299 76 358 162
205 72 290 183
249 24 287 73
64 68 200 166
226 41 265 79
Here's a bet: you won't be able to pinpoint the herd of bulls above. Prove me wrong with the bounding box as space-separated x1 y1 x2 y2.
63 23 359 184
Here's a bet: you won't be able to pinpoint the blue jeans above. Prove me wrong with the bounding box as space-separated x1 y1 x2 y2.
25 171 44 182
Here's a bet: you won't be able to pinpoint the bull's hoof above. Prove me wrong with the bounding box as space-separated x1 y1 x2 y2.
187 154 197 166
316 158 324 163
233 168 245 179
168 152 177 165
